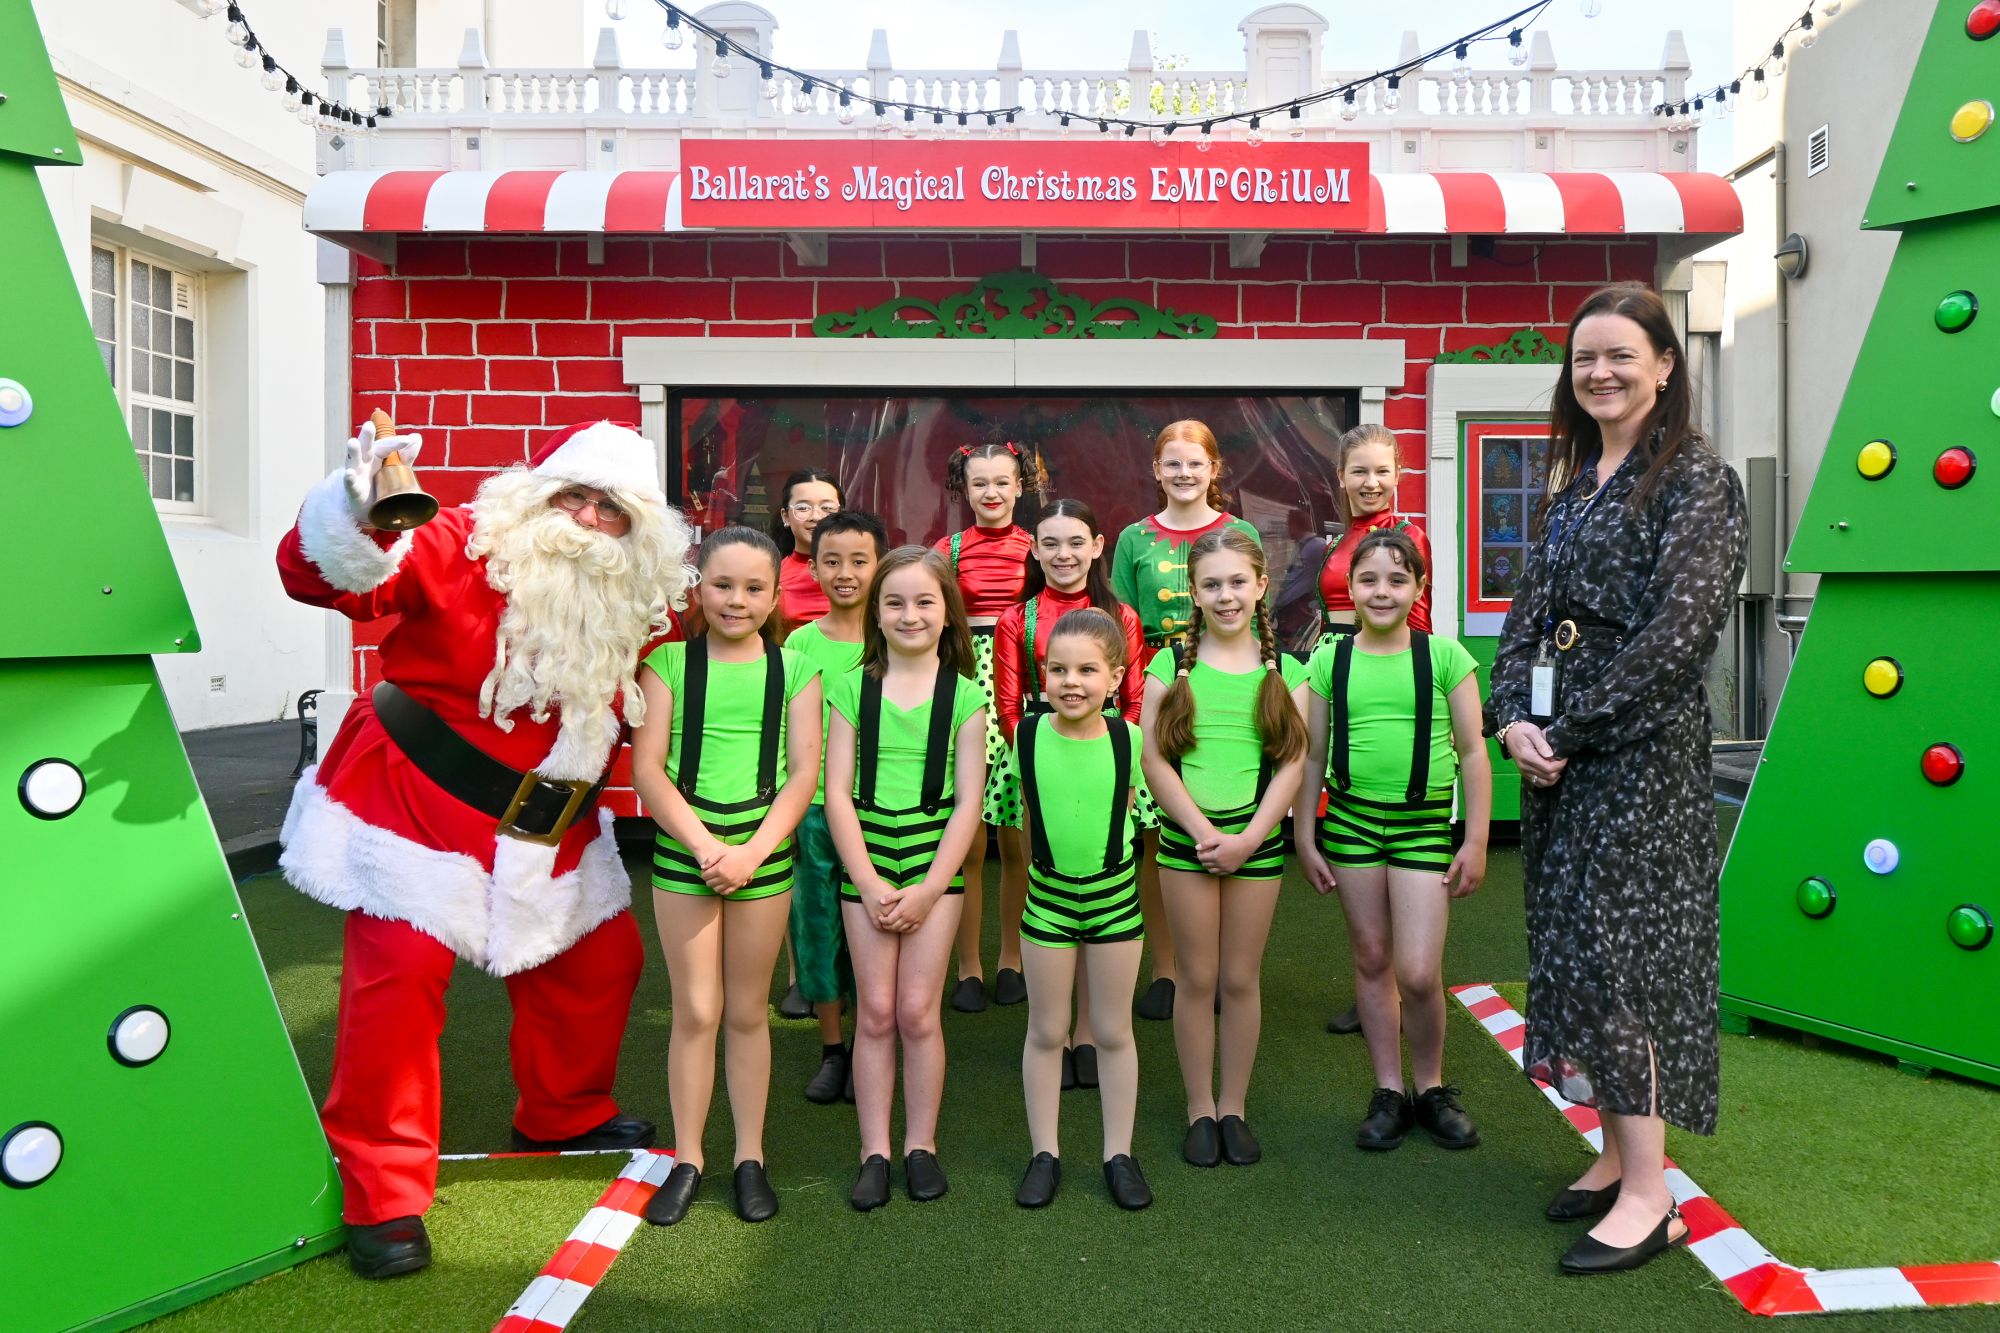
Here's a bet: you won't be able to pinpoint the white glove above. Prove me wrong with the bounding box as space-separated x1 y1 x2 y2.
343 419 425 522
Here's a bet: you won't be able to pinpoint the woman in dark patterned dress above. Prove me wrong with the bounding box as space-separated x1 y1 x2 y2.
1487 284 1747 1275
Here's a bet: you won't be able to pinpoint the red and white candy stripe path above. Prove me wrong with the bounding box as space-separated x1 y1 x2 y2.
491 1147 676 1333
1451 984 2000 1316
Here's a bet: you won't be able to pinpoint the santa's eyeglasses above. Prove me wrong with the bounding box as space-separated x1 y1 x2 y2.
552 487 629 525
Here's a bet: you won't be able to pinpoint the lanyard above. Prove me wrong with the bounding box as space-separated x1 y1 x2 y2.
1539 455 1611 638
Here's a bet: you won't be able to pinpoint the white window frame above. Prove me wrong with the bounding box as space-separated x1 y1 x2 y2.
93 241 204 516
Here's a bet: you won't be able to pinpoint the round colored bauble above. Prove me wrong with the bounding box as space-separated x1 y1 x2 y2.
1922 742 1965 786
1795 876 1836 919
1863 838 1900 874
1992 385 2000 418
0 378 32 428
1969 0 2000 40
1934 289 1979 333
1950 99 1994 143
18 758 84 820
1856 439 1896 479
1 1123 62 1189
108 1006 171 1067
1946 904 1993 951
1935 447 1977 489
1862 657 1904 698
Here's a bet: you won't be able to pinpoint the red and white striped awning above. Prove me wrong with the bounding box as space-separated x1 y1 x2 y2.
304 168 1740 237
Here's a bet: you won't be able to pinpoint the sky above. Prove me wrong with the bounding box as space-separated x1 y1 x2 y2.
591 0 1740 166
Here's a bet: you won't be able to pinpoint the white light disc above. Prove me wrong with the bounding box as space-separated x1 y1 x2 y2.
111 1007 170 1066
20 759 84 819
1863 838 1900 874
1 1124 62 1188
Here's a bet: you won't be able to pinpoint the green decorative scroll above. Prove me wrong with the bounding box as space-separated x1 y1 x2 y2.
1435 329 1566 364
812 269 1218 340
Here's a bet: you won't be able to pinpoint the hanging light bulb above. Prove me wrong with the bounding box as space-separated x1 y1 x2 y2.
836 94 856 126
930 111 946 140
1196 122 1213 152
1508 30 1529 67
235 43 259 69
901 107 918 138
794 88 814 115
1713 87 1729 120
297 99 319 125
760 64 778 100
605 0 629 18
1770 40 1787 78
1057 113 1071 139
1246 115 1264 148
988 113 1004 139
956 111 971 137
1288 105 1305 138
1579 0 1603 15
199 0 225 15
225 19 250 45
711 39 732 79
1798 14 1817 49
662 10 684 51
1452 43 1471 83
1341 90 1359 121
260 55 282 92
1752 68 1769 101
1149 125 1168 146
1383 74 1401 112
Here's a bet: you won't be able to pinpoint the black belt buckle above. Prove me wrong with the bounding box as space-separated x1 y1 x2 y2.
498 770 594 846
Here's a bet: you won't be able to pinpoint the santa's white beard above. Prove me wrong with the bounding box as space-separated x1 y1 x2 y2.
466 473 682 781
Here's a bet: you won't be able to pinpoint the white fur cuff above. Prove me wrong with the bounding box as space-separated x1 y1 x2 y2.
298 470 415 594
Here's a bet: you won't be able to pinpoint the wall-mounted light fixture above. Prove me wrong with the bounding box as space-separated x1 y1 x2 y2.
1776 232 1810 280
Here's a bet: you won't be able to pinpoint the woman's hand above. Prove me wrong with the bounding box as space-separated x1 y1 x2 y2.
1507 721 1568 789
700 842 763 894
1297 842 1339 896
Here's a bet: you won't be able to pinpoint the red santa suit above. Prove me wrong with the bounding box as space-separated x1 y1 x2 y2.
277 421 686 1226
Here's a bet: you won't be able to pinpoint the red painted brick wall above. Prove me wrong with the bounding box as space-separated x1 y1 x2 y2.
349 231 1653 811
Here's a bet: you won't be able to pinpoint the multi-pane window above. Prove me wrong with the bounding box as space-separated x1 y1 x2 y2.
92 244 200 509
377 0 390 65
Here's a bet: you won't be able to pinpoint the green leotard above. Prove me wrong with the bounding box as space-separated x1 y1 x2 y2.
642 638 819 900
1110 513 1262 643
782 619 865 805
828 666 986 902
1015 718 1143 948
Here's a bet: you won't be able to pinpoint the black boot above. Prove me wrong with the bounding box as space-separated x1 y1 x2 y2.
805 1044 849 1104
1413 1084 1481 1149
643 1163 701 1226
511 1112 656 1153
346 1215 431 1279
1016 1152 1061 1208
1103 1155 1153 1210
1355 1087 1414 1151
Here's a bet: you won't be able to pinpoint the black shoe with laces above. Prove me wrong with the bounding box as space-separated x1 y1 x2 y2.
346 1215 431 1279
805 1045 849 1104
1016 1152 1060 1208
1355 1087 1414 1151
1413 1084 1481 1149
850 1155 890 1212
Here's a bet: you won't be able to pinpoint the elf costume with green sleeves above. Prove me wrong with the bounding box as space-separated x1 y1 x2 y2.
1110 513 1263 662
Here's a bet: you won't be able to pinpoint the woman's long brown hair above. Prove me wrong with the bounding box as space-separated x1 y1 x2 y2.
859 545 975 680
1153 528 1306 768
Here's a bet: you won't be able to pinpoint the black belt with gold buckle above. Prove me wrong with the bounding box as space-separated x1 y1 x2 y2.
372 683 611 846
1553 617 1625 653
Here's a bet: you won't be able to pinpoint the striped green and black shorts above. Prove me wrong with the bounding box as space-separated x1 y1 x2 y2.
1315 789 1454 872
1158 801 1287 881
837 801 965 903
654 792 793 900
1020 858 1143 949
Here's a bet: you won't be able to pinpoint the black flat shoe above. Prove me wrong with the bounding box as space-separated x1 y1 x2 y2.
1072 1044 1099 1089
950 976 987 1013
1547 1180 1621 1222
1413 1084 1481 1150
1016 1152 1060 1208
805 1046 849 1104
643 1163 701 1226
733 1160 779 1223
904 1149 949 1202
1182 1115 1221 1167
1103 1154 1153 1210
346 1215 431 1279
1061 1046 1078 1091
1218 1115 1262 1165
777 981 813 1019
1355 1087 1414 1151
511 1111 657 1153
850 1155 890 1212
1326 1004 1363 1035
1135 977 1175 1021
993 968 1028 1006
1560 1205 1688 1274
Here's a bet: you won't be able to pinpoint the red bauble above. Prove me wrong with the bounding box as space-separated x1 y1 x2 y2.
1970 1 2000 40
1935 446 1977 489
1922 743 1965 786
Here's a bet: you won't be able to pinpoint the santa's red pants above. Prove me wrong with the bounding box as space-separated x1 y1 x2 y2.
322 909 643 1224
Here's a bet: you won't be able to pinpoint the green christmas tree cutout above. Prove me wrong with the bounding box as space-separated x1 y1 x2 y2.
0 7 343 1329
1720 0 2000 1084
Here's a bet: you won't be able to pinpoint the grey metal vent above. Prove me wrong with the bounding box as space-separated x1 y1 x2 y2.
1806 124 1829 177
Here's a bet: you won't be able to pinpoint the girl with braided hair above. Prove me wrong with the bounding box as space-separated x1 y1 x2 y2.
1139 527 1308 1169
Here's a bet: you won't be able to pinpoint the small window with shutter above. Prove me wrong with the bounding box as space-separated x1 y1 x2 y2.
1807 124 1829 178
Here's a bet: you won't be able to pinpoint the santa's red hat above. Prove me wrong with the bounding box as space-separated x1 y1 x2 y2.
530 420 664 508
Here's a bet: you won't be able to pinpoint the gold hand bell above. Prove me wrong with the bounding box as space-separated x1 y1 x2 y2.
365 407 439 531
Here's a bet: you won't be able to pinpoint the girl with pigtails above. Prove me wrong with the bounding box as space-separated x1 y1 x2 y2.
933 440 1047 1013
1139 527 1308 1170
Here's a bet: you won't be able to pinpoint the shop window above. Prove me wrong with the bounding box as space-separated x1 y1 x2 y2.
93 244 202 512
1462 420 1552 634
672 391 1355 641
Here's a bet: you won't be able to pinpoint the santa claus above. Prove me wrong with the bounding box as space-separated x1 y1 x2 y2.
277 418 693 1278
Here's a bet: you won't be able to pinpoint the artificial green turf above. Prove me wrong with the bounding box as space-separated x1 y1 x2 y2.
151 838 2000 1332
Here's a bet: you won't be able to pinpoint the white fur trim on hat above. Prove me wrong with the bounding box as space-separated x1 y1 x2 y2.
298 469 415 594
279 767 632 977
533 422 665 507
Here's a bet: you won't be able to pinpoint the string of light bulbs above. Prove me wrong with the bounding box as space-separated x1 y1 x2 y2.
191 0 389 131
1653 2 1833 125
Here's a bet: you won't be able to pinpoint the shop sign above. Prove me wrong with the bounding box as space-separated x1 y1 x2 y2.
679 139 1371 230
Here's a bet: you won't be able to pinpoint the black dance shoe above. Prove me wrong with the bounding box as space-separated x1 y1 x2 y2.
1325 1004 1363 1035
1016 1152 1061 1208
805 1046 849 1105
850 1155 890 1212
1355 1088 1414 1151
1559 1205 1687 1274
1547 1181 1621 1222
904 1149 949 1202
1218 1115 1262 1165
1072 1044 1099 1089
643 1163 701 1226
1135 977 1176 1021
1413 1085 1481 1150
1103 1155 1153 1210
777 982 813 1019
346 1215 431 1279
1061 1046 1078 1091
1182 1116 1221 1167
950 976 988 1013
510 1111 656 1153
733 1160 779 1223
993 968 1028 1006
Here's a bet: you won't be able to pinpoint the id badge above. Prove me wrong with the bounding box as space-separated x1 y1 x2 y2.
1529 644 1556 722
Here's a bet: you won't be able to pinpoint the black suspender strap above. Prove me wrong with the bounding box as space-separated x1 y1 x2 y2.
1021 596 1039 706
856 672 883 811
676 636 783 802
1407 629 1433 803
1105 719 1132 870
857 665 959 814
1329 633 1355 792
1018 714 1052 871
